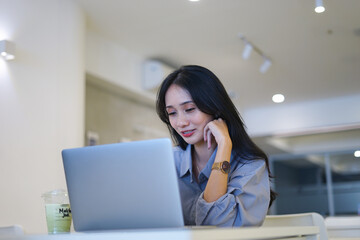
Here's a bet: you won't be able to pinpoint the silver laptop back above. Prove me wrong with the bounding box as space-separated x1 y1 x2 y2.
62 138 184 231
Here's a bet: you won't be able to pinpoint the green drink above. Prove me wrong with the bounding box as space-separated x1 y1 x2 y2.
42 189 72 234
45 203 72 234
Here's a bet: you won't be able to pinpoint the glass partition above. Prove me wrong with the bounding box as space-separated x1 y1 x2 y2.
329 152 360 215
271 149 360 216
272 155 329 215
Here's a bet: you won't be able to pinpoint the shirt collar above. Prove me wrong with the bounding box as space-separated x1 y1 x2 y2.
178 144 220 181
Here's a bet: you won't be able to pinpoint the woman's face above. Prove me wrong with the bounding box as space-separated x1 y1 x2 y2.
165 84 213 146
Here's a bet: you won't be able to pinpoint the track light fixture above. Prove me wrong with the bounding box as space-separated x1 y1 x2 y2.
242 42 253 60
0 40 15 61
238 34 272 74
260 57 272 74
315 0 325 13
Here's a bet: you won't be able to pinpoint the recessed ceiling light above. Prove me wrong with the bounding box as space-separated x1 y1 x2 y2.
189 0 200 2
272 94 285 103
315 0 325 13
354 150 360 158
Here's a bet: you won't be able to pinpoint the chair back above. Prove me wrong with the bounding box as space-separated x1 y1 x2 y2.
263 212 328 240
325 216 360 238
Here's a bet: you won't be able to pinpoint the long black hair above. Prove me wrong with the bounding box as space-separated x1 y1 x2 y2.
156 65 276 207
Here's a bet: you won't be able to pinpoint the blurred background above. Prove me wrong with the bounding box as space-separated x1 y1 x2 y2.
1 0 359 234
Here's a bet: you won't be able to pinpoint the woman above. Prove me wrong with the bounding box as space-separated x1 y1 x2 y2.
156 65 276 227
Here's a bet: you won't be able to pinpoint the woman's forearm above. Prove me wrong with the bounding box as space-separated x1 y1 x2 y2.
203 140 232 202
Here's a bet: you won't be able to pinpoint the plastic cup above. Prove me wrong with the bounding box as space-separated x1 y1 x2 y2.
41 189 72 234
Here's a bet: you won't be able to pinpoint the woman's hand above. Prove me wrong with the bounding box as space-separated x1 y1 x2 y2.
203 118 233 202
203 118 232 150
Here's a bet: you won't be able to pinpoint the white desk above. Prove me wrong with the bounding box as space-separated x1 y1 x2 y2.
4 226 319 240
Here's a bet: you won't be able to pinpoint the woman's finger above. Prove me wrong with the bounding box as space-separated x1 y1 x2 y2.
207 129 212 149
203 125 208 142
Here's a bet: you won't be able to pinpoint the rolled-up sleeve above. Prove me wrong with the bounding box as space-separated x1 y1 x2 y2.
195 160 270 227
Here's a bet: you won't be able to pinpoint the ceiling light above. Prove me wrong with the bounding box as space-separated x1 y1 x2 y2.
315 0 325 13
272 94 285 103
260 57 272 73
242 43 253 60
188 0 200 2
0 40 15 61
355 150 360 158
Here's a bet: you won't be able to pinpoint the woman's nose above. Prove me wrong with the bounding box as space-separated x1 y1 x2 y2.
177 113 189 127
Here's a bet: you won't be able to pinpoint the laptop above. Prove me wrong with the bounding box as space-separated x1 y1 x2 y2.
62 138 184 231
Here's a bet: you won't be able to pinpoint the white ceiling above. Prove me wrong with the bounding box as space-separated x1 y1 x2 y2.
75 0 360 156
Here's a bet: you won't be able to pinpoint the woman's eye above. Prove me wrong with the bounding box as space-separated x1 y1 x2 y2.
167 112 176 116
185 108 195 112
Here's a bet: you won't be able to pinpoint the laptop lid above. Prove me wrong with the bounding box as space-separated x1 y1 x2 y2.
62 138 184 231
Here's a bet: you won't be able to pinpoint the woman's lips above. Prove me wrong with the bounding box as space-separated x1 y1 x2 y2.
181 129 195 137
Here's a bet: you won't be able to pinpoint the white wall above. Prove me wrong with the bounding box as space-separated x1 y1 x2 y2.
85 30 156 102
0 0 85 234
243 94 360 137
86 80 169 145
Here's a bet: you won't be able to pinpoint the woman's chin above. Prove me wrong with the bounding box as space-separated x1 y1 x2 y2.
183 137 206 146
181 136 197 145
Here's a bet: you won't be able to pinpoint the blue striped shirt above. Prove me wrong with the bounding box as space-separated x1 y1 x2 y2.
173 144 270 226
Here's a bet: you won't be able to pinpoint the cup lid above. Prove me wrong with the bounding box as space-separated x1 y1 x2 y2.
41 189 68 198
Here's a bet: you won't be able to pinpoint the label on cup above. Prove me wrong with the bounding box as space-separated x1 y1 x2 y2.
45 204 72 234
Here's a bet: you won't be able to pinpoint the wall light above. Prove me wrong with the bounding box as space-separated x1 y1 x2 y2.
315 0 325 13
0 40 15 60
